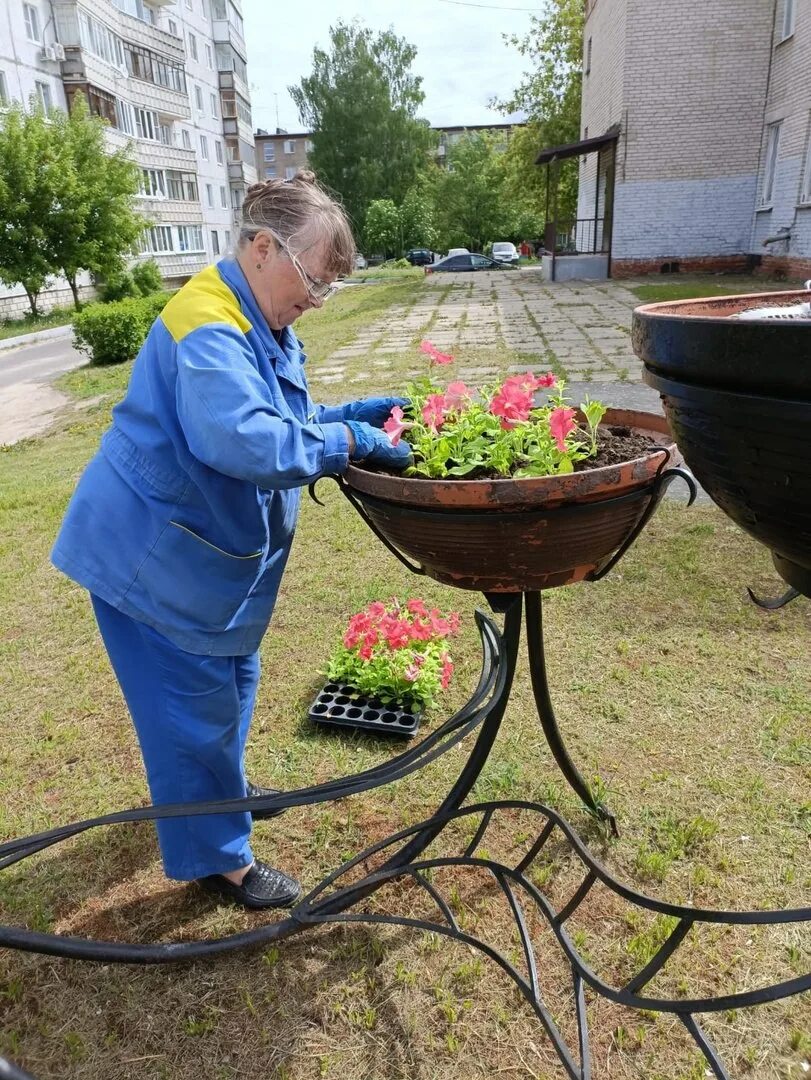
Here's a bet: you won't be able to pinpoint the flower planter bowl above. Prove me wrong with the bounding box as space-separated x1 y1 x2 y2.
309 682 423 738
633 290 811 597
344 408 677 593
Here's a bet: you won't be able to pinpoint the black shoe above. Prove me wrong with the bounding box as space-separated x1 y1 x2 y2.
197 860 301 910
245 780 287 820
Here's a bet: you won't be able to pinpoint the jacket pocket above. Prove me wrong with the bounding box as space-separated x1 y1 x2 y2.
133 521 263 632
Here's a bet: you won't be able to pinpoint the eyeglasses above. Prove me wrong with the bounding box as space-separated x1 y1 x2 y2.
273 233 337 303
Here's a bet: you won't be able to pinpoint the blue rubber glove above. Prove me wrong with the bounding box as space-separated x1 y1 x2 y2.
345 421 413 470
343 397 410 428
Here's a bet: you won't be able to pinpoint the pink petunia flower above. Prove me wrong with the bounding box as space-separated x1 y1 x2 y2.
537 371 557 388
406 598 429 617
490 381 534 429
382 406 414 447
443 381 473 411
366 601 386 619
440 654 454 690
549 406 577 452
422 393 449 432
404 663 421 682
419 339 454 366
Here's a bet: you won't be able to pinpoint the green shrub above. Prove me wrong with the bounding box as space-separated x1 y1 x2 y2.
98 270 139 303
72 292 172 365
131 258 163 296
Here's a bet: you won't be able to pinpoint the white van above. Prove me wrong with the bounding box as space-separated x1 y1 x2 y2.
491 242 520 265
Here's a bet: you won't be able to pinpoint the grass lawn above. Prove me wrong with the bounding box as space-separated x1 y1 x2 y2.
0 277 809 1080
630 276 805 305
0 307 76 342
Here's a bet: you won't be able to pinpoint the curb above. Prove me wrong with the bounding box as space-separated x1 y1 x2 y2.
0 323 74 353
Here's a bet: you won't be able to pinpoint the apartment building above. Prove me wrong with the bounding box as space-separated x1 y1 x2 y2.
0 0 256 317
253 123 520 181
573 0 811 278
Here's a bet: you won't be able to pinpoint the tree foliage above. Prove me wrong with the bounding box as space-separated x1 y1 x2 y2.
290 21 436 233
363 199 401 258
433 133 513 252
497 0 584 221
0 95 144 315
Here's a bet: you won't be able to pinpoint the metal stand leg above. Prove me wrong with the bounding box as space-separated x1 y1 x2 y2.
524 591 618 835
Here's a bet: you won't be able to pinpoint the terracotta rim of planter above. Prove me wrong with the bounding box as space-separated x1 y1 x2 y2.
345 407 676 510
633 288 811 321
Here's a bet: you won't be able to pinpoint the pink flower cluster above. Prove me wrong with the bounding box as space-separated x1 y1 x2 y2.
343 598 461 663
490 372 556 430
419 339 454 366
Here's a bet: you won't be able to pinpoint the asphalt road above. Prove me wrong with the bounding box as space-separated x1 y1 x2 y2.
0 328 87 445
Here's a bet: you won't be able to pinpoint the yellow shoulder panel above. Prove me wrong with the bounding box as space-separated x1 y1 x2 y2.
160 265 253 343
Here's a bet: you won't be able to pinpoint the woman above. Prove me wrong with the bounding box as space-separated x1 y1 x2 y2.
51 172 411 909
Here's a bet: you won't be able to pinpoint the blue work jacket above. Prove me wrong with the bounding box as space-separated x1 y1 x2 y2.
52 257 350 656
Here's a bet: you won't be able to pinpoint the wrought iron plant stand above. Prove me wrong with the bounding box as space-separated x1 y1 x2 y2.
1 315 810 1077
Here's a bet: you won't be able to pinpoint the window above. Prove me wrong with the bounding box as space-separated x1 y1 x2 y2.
205 43 213 68
265 166 276 178
0 70 9 106
781 0 795 40
200 134 209 159
221 89 252 126
112 0 155 23
305 139 314 153
168 17 178 35
78 11 125 70
177 224 204 252
135 106 159 141
215 139 223 164
166 169 198 200
224 229 231 249
585 36 592 75
182 128 192 150
210 92 218 118
284 139 295 154
263 142 275 161
801 126 811 204
194 84 203 112
126 46 186 92
232 188 243 209
219 184 227 207
188 32 198 61
215 43 247 82
35 80 52 115
143 225 174 253
159 122 173 146
284 165 296 180
205 182 213 207
185 0 192 9
23 4 41 43
141 168 166 197
211 230 220 256
761 121 782 206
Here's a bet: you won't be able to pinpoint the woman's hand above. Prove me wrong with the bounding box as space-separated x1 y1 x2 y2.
345 421 412 469
342 397 410 428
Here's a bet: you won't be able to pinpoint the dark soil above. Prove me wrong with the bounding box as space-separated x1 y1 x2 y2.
576 425 662 470
363 426 664 480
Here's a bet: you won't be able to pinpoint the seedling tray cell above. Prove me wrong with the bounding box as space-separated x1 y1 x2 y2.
309 683 422 738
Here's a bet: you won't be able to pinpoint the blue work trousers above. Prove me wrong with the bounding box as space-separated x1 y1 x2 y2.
91 595 259 880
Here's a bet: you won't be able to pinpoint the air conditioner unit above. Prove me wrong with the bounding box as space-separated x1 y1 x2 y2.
41 45 57 62
53 43 66 61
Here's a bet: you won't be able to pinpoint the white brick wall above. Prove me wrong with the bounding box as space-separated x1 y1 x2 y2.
580 0 811 264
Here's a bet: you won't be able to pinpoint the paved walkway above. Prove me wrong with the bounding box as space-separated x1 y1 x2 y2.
323 269 646 387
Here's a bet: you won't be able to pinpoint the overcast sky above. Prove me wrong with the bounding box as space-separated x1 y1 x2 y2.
242 0 538 134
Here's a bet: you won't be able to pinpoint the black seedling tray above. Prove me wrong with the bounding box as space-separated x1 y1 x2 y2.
309 683 422 738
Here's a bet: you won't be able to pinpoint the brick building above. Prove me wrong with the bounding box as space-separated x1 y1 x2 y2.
564 0 811 278
254 122 519 181
0 0 256 318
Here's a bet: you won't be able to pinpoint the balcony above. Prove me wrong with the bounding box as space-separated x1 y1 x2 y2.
218 68 250 105
222 115 253 144
212 19 246 62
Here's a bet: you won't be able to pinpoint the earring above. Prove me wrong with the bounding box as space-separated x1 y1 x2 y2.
256 262 262 271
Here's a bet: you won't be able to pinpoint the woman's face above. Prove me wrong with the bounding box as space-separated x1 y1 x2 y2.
239 230 336 330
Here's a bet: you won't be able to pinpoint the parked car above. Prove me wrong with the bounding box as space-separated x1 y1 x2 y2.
425 253 503 274
353 252 368 270
446 247 470 258
405 248 433 266
491 241 520 266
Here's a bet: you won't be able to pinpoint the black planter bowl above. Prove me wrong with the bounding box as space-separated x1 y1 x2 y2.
632 289 811 597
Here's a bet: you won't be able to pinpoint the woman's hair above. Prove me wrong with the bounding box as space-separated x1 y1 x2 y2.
239 170 354 276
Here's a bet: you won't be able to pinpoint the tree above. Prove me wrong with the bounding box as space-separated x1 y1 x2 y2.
363 199 401 258
47 94 144 308
497 0 584 222
434 133 512 253
0 103 62 315
400 182 438 252
290 21 436 232
0 96 144 315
